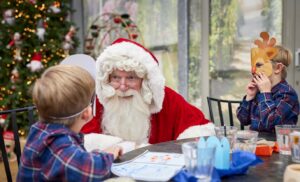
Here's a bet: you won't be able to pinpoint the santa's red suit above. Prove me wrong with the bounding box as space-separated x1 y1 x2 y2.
81 38 214 144
81 87 210 144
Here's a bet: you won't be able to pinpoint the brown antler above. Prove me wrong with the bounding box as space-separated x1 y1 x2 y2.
254 32 276 49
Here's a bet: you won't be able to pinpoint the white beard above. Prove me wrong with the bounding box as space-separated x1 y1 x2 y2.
102 90 151 144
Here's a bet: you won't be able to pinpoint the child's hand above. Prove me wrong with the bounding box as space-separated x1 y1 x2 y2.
253 72 271 93
246 80 258 101
103 146 123 159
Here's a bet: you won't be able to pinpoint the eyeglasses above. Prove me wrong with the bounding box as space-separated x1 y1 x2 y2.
48 93 96 120
90 93 96 116
109 75 142 85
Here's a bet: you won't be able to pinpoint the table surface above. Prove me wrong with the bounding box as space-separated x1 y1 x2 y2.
114 132 294 182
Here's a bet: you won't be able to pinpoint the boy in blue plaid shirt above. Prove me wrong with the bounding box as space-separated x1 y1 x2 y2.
17 65 122 181
237 45 300 133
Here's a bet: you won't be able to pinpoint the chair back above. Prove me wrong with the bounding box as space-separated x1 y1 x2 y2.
0 106 36 182
207 97 243 130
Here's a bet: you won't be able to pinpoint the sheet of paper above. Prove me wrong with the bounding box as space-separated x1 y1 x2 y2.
84 133 123 152
111 151 184 181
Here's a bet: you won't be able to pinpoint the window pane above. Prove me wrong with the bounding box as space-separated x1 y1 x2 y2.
83 0 178 90
209 0 282 126
210 0 282 100
189 0 203 108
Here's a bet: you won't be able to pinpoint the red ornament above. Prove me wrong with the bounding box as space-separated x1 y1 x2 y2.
27 52 43 72
3 131 14 140
113 17 122 24
10 67 19 83
3 131 17 162
0 114 7 125
131 34 138 39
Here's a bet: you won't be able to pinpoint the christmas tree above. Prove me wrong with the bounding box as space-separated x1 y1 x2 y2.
0 0 78 132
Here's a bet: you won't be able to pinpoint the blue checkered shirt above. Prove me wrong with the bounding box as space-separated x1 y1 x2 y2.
17 122 114 181
237 80 300 132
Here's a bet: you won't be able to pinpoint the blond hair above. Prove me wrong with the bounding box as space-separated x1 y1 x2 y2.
32 65 95 126
272 45 292 79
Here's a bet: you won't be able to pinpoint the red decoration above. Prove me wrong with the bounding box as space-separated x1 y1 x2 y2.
27 0 36 4
27 52 43 72
3 131 17 162
62 26 76 56
3 131 14 140
131 33 138 39
113 16 122 24
6 32 22 61
48 1 61 14
0 114 7 125
84 13 143 57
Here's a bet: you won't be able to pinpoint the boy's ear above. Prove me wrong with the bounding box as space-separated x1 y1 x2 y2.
274 62 284 74
81 106 92 122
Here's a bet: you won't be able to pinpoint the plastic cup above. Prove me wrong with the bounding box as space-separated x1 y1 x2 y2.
181 141 216 182
290 131 300 162
214 126 237 152
182 141 198 175
196 145 216 182
276 125 300 155
233 130 258 153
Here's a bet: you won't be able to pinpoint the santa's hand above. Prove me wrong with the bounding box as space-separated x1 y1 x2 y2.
103 146 123 160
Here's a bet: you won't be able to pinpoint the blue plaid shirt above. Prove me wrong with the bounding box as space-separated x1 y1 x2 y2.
17 122 114 182
237 80 300 132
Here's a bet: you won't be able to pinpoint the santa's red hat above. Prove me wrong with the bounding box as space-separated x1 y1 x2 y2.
96 38 165 113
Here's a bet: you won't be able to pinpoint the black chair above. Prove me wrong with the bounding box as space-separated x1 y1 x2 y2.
0 106 36 182
207 97 244 130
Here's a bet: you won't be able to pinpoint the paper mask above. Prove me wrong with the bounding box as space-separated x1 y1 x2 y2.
251 32 278 76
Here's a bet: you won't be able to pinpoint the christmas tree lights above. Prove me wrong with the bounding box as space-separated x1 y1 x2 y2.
0 0 78 134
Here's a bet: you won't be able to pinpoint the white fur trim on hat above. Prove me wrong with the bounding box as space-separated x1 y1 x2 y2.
96 39 165 113
177 122 216 139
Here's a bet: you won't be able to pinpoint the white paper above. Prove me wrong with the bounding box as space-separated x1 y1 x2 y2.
116 141 136 154
111 151 184 181
84 133 123 152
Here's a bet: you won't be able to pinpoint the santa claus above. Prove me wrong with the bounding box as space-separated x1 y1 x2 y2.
81 38 215 144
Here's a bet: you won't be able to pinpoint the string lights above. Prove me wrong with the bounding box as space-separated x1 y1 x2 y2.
0 0 78 134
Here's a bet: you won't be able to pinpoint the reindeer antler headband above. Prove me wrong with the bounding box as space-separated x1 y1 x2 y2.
250 32 279 76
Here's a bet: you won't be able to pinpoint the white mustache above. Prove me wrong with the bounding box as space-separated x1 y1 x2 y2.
115 89 137 97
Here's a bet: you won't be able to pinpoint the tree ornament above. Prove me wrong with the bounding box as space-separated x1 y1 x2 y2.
36 19 46 41
65 26 76 42
0 114 7 126
0 0 79 134
3 131 17 162
2 9 15 25
113 16 122 24
7 32 23 61
63 26 76 56
84 13 143 57
10 67 19 83
90 25 99 38
48 1 61 14
27 0 36 4
27 52 43 72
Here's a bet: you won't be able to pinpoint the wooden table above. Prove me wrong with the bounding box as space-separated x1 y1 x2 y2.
114 132 294 181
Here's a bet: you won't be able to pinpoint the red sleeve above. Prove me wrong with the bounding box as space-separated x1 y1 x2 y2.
149 87 209 144
81 97 103 134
